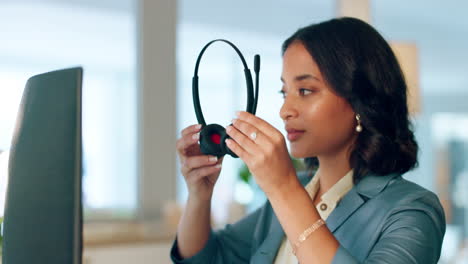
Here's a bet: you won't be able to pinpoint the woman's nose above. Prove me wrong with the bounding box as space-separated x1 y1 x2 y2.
279 96 298 121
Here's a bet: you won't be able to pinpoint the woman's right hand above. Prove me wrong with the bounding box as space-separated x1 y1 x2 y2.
176 124 224 202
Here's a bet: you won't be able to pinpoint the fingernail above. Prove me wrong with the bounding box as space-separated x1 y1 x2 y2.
231 118 237 124
209 156 218 162
226 126 232 132
192 133 199 140
236 111 241 117
195 124 202 129
215 164 222 169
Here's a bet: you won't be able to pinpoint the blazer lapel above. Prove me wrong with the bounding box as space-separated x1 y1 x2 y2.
326 188 365 233
326 173 399 233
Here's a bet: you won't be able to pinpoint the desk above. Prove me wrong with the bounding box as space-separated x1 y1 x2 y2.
84 241 172 264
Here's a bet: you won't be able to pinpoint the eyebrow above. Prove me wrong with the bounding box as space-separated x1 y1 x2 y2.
280 74 320 83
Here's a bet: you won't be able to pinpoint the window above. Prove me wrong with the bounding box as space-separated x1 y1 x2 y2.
431 113 468 263
0 1 137 219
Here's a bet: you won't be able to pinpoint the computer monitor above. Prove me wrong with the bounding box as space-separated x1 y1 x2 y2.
2 67 83 264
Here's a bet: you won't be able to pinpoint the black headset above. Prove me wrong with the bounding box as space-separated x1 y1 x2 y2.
193 39 260 158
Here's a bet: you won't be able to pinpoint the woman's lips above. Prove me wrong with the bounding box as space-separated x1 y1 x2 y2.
286 129 305 141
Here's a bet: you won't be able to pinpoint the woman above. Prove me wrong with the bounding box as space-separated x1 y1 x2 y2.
171 17 446 263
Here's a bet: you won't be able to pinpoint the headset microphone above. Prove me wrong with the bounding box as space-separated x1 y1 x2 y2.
192 39 260 158
253 54 260 115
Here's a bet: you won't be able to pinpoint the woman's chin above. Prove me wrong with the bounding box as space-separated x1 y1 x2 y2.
290 149 308 159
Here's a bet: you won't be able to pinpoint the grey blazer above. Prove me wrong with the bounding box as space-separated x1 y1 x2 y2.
170 172 446 263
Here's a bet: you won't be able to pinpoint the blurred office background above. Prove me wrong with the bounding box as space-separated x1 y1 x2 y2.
0 0 467 263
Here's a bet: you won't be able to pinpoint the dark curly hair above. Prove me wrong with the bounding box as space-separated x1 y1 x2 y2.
282 17 418 183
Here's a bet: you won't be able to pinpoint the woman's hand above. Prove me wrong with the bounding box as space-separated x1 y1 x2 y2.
225 111 297 196
176 124 224 202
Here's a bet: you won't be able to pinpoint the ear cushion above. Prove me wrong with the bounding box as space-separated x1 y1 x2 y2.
220 125 238 158
199 124 227 157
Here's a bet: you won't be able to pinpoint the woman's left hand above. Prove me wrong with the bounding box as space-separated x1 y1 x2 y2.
225 111 298 196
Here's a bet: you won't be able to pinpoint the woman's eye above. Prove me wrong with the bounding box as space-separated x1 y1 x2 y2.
299 88 314 96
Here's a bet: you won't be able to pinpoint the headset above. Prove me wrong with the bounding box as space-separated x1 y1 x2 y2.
193 39 260 158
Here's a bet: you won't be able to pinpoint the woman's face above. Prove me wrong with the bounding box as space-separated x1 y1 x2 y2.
280 41 357 159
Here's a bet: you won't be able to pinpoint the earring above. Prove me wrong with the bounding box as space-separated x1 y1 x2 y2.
355 114 363 133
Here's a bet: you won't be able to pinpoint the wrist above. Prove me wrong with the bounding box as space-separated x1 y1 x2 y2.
266 172 302 202
187 192 212 206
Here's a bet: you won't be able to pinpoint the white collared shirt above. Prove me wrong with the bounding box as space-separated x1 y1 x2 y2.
273 169 354 264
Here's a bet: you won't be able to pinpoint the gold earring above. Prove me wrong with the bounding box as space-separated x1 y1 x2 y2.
356 114 363 132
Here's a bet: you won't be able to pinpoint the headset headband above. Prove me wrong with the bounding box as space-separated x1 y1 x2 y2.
192 39 260 127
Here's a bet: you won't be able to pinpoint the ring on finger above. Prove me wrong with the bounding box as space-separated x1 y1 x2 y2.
250 131 257 141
